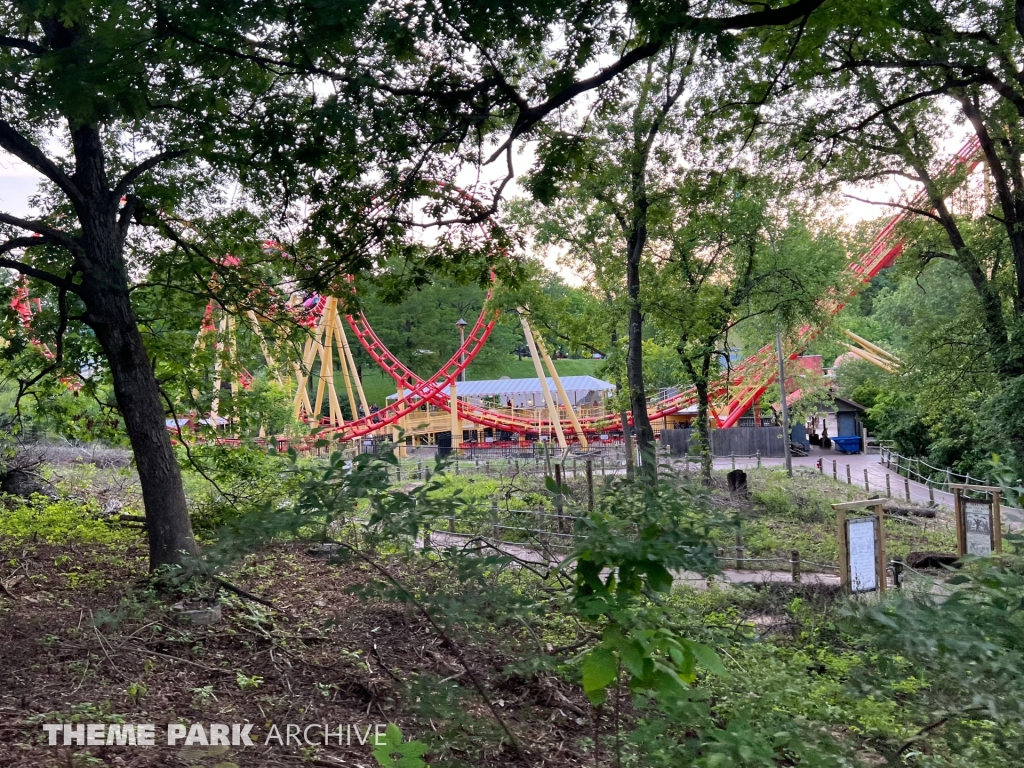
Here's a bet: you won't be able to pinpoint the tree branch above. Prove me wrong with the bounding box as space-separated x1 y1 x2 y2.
0 36 44 54
0 237 74 288
842 193 943 223
0 211 80 251
487 0 827 160
111 149 190 201
0 121 85 208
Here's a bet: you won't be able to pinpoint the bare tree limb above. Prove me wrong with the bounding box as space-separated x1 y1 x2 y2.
0 121 86 208
0 36 44 54
111 148 190 201
842 193 943 223
0 238 73 288
0 211 80 251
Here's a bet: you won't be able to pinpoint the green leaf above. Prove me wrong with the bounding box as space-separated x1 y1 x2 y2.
372 724 429 768
619 640 646 678
581 647 619 704
689 641 728 677
643 562 674 593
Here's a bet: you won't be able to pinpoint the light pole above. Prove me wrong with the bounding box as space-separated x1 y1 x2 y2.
456 317 467 382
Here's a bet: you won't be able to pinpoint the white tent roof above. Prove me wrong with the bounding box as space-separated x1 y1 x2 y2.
387 375 614 400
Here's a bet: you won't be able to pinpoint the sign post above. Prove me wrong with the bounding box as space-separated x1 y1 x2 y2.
950 484 1002 557
833 498 888 594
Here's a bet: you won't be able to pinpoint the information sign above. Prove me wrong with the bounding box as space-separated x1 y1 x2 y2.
964 499 993 556
846 517 878 593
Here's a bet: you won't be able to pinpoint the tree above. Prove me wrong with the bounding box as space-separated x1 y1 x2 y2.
0 0 830 570
522 39 704 481
646 173 845 483
774 0 1024 468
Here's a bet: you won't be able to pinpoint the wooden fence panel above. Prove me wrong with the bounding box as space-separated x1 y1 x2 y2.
660 426 786 457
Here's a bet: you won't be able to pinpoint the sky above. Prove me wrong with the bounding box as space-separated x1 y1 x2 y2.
0 157 40 219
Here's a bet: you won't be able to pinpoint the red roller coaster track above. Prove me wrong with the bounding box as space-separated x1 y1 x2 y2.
318 136 982 442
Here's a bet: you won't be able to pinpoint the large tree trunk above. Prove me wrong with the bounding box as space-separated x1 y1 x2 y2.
82 276 200 571
694 378 713 487
72 125 198 573
625 229 655 483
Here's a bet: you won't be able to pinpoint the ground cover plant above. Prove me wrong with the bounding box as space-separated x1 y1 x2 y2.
2 450 1021 768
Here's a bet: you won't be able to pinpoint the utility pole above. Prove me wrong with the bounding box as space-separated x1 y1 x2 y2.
776 328 793 477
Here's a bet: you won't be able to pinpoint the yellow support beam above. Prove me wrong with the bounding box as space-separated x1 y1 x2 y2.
843 330 900 364
519 312 567 450
841 343 897 373
532 323 588 449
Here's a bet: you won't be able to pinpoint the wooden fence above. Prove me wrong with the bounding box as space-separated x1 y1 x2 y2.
660 426 786 458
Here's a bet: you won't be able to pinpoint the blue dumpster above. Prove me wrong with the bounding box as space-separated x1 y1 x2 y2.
832 435 861 454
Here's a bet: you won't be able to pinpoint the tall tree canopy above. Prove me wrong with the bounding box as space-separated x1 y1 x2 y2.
0 0 831 569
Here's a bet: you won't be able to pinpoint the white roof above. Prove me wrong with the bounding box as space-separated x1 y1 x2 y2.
387 375 614 400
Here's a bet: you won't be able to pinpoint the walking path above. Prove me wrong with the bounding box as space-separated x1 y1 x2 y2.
676 448 1023 526
424 531 841 589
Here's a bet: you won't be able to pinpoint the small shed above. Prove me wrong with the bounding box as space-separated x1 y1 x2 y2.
833 396 866 438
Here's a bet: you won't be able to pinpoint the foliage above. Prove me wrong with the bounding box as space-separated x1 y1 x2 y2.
565 475 729 709
373 724 430 768
852 558 1024 765
178 444 303 535
0 495 137 545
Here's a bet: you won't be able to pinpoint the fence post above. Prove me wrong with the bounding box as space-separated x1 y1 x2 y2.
864 468 869 492
736 526 744 570
731 453 736 471
538 504 547 545
791 550 801 583
846 464 851 485
449 510 455 533
491 501 499 540
886 474 891 498
601 455 606 476
757 450 762 468
418 458 423 479
396 464 401 483
929 484 935 505
833 460 837 480
945 468 951 490
586 459 594 513
904 477 911 502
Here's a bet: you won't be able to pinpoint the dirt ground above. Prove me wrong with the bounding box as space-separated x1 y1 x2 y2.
0 540 598 768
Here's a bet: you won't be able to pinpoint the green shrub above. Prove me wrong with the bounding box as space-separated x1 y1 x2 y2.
0 496 137 544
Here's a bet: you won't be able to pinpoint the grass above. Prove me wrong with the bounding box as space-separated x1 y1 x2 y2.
716 467 958 570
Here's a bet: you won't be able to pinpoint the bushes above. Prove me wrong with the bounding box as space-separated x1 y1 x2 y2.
178 444 302 535
0 495 137 545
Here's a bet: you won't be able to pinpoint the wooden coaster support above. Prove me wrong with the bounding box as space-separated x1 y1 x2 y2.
519 311 567 451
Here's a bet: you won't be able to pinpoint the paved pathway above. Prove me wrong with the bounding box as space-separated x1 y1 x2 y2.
668 448 1023 526
424 531 841 589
